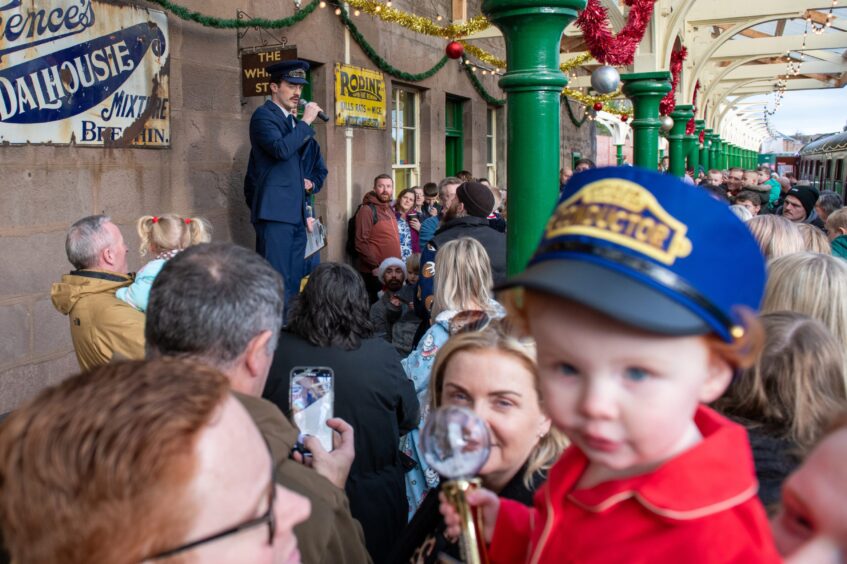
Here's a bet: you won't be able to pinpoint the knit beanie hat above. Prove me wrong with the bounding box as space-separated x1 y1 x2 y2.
786 186 818 218
457 181 496 218
378 257 407 280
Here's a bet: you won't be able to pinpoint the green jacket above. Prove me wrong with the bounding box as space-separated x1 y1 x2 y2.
832 235 847 258
50 269 145 371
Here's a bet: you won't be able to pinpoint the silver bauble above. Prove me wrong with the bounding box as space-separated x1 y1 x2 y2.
590 65 620 94
659 115 674 133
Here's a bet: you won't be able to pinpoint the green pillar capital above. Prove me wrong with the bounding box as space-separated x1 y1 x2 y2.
668 104 694 178
482 0 587 275
621 71 671 171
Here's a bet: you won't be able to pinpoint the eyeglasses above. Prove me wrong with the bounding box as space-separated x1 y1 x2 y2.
448 310 492 335
145 454 276 560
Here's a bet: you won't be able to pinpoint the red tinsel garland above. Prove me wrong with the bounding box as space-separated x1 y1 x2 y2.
659 46 687 116
576 0 656 67
685 80 700 135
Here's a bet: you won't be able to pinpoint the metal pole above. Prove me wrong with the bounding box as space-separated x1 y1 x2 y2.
482 0 586 275
668 104 693 178
621 72 672 171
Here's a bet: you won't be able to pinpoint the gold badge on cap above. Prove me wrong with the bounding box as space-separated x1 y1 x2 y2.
546 179 693 265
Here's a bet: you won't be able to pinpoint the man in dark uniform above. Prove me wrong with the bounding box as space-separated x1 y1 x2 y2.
244 59 327 317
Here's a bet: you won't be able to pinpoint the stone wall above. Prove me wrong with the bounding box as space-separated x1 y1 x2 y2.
0 0 593 412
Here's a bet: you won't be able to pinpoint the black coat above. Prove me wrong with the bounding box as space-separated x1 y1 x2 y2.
745 426 800 510
263 331 419 564
431 216 507 286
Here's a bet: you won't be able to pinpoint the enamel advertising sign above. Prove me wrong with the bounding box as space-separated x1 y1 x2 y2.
0 0 170 147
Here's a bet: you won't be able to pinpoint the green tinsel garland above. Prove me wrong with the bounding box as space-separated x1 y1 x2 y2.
335 2 448 81
564 96 588 128
461 57 505 106
145 0 319 28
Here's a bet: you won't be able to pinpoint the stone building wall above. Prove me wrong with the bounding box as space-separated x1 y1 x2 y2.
0 0 593 412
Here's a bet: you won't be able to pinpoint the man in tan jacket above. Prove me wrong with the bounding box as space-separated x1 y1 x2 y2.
145 242 372 564
51 215 145 370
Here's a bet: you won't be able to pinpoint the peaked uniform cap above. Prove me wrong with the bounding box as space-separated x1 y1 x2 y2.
499 166 767 342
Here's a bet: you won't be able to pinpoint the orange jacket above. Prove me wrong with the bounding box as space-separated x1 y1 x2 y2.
354 191 401 272
489 407 782 564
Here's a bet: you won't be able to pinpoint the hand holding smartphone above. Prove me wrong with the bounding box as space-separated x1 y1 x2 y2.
289 367 335 452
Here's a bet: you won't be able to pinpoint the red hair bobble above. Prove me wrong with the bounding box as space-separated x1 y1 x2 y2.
152 216 159 223
184 218 191 224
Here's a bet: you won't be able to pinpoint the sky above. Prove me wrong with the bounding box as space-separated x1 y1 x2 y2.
742 88 847 137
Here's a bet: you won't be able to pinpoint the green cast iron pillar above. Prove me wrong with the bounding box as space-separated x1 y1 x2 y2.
732 144 739 168
708 132 718 170
621 72 671 170
668 104 694 178
695 120 706 172
702 128 713 172
721 141 729 170
689 120 704 176
683 129 696 177
713 137 723 170
616 144 625 165
482 0 586 275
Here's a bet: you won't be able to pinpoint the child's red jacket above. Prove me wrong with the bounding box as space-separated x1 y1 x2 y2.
488 406 782 563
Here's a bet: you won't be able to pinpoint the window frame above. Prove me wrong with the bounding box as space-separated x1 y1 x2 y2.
391 85 420 194
486 107 497 186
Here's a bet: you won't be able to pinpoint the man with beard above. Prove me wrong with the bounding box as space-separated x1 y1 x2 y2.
369 257 419 355
355 174 401 303
415 181 506 323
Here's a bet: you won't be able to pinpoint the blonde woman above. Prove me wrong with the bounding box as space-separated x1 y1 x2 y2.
713 312 846 507
401 237 505 519
746 215 805 260
763 253 847 383
392 321 567 563
795 223 832 255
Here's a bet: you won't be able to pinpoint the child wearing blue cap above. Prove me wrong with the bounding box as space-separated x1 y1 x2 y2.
440 167 781 562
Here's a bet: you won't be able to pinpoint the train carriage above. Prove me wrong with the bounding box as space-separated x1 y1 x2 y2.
798 130 847 195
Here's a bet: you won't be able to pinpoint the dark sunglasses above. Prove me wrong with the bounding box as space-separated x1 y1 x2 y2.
144 452 276 560
448 310 492 335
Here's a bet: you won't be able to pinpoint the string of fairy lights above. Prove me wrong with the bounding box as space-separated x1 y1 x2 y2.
311 0 630 118
763 2 839 131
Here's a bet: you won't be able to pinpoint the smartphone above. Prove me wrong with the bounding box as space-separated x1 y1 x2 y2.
289 367 334 452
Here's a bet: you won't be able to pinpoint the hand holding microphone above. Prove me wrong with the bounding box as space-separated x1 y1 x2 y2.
298 98 329 123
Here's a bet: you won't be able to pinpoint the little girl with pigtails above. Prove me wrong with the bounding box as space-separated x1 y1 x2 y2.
116 213 211 312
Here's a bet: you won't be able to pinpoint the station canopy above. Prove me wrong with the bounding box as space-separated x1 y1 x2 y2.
463 0 847 150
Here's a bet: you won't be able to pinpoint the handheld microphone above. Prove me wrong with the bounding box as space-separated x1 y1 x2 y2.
298 98 330 122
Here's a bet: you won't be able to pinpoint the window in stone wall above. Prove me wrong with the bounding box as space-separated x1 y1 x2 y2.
391 86 420 193
486 107 498 186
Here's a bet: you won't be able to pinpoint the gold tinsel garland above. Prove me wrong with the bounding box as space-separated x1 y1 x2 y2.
340 0 489 38
339 0 627 118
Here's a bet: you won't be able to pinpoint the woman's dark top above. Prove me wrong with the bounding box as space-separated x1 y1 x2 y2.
390 465 545 564
263 331 419 564
745 426 801 509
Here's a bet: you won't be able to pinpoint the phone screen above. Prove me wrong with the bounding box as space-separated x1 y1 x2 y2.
289 367 334 452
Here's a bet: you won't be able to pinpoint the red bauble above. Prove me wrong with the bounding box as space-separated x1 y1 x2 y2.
620 114 629 122
593 102 603 111
445 41 464 59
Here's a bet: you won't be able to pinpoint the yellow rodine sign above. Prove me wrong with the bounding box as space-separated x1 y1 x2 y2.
334 63 385 130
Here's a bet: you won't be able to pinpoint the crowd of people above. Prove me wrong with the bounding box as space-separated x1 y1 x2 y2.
2 161 847 563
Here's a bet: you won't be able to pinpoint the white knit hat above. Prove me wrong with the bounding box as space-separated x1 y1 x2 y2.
378 257 407 280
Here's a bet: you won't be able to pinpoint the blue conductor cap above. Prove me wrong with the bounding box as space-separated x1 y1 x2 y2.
499 166 767 342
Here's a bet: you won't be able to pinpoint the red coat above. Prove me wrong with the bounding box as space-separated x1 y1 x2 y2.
488 406 782 564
